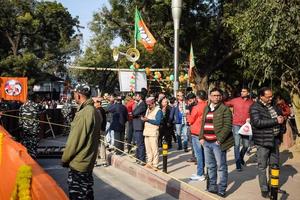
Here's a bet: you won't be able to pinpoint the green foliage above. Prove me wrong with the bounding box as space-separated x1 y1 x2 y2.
0 0 80 85
224 0 300 91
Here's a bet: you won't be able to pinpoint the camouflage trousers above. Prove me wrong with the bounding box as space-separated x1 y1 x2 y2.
68 169 94 200
21 128 38 159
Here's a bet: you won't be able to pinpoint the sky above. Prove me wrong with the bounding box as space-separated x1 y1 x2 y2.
55 0 109 49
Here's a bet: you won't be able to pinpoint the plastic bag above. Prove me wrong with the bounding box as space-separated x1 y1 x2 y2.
238 121 252 136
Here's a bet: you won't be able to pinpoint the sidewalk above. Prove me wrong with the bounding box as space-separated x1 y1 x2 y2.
38 136 300 199
109 143 300 200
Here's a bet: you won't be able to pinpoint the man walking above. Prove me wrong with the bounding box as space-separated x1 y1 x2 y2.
199 88 234 197
250 87 285 198
62 83 101 200
225 87 254 171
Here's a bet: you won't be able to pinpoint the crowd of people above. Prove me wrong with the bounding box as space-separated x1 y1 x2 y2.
1 83 297 199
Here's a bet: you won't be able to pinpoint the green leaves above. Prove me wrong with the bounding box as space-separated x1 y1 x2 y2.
224 0 300 90
0 0 80 85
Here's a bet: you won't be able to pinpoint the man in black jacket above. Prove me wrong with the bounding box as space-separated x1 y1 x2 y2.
250 87 285 198
132 92 147 163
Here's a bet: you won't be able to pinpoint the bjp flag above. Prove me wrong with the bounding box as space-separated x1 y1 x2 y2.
0 77 28 103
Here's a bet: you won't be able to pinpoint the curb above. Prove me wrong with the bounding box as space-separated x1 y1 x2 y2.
107 153 218 200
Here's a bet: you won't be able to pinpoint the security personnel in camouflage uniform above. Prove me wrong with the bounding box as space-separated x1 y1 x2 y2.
61 97 73 135
62 83 102 200
19 94 43 159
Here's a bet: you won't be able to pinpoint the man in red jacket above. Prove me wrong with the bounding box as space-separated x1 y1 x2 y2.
187 90 207 181
225 87 254 171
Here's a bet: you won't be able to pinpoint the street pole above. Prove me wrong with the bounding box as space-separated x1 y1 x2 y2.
172 0 182 97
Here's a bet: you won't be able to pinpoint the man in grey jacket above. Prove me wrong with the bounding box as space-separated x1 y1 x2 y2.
132 92 147 164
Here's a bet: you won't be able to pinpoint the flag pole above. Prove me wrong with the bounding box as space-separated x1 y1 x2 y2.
134 7 137 49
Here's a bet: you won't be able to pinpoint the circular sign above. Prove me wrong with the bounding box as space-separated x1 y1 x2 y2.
4 79 22 96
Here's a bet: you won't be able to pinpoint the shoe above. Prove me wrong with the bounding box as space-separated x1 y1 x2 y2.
152 167 159 171
217 191 226 197
241 159 245 166
187 158 197 163
207 189 218 194
190 175 206 181
184 148 189 152
261 191 269 198
145 163 152 169
237 168 242 172
177 147 182 150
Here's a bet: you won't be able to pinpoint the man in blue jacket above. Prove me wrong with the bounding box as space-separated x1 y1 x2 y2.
108 94 128 155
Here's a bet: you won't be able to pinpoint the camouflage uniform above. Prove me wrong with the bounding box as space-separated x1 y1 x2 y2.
61 102 73 135
19 100 42 159
68 169 94 200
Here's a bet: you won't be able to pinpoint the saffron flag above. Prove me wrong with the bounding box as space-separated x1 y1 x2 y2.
0 77 28 103
134 9 157 52
188 43 195 79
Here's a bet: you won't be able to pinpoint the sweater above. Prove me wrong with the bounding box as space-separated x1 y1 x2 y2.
199 103 234 151
225 97 253 126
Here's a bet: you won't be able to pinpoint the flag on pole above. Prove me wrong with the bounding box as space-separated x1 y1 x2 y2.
188 43 195 79
134 8 156 52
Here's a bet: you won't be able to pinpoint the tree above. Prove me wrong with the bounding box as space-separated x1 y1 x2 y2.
77 0 242 92
224 0 300 138
0 0 80 85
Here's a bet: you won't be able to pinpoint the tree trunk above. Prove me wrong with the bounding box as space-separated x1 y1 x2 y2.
291 92 300 149
5 32 20 56
194 73 208 91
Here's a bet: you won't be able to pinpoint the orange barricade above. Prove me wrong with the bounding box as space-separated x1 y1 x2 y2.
0 126 68 200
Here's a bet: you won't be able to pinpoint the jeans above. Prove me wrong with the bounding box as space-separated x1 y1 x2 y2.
203 141 228 193
114 131 125 155
126 121 134 151
191 135 204 176
175 124 188 150
233 125 249 169
257 139 280 192
135 130 146 162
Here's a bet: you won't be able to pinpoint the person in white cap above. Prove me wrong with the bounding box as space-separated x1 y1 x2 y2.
141 96 163 170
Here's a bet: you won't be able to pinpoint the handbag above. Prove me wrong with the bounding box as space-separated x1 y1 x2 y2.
238 121 253 136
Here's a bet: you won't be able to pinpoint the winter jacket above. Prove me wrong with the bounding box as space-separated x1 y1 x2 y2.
199 103 234 151
108 102 128 132
188 100 207 135
250 101 286 148
132 100 147 131
62 99 101 172
169 101 187 124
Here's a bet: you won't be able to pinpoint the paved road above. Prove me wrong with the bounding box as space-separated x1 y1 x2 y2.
37 158 175 200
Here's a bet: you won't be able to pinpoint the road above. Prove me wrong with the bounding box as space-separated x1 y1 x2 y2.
37 158 175 200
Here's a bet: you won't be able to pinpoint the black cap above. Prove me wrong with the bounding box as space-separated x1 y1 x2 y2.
186 93 196 100
74 83 91 97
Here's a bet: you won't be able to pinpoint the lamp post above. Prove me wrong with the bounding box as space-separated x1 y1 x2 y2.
172 0 182 97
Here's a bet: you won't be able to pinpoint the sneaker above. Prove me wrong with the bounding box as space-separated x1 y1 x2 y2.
261 191 269 198
190 175 206 181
